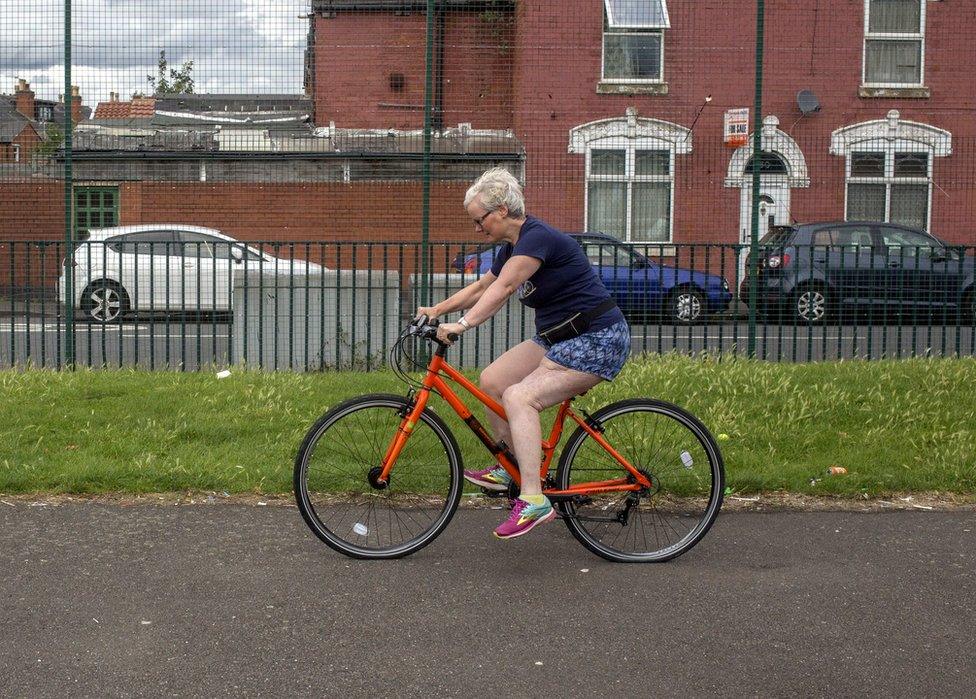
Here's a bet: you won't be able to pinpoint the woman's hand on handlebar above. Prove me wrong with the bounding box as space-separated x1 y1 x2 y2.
435 322 464 345
415 305 440 321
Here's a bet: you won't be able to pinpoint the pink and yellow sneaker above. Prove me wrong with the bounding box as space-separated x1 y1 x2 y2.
493 496 556 539
463 465 512 492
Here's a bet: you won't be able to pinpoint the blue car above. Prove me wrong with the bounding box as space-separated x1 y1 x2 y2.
452 232 732 324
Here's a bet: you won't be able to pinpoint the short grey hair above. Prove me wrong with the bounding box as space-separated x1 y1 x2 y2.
463 167 525 217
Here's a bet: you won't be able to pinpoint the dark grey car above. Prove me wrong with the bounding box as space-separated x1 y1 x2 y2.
739 221 976 323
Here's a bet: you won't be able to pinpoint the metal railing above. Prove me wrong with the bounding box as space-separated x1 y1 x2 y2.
1 239 973 370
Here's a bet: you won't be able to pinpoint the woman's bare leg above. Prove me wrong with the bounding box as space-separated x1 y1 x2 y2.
478 340 547 452
501 359 603 496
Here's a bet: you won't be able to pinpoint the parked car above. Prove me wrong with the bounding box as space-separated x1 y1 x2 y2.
452 232 732 323
739 221 976 323
59 225 328 323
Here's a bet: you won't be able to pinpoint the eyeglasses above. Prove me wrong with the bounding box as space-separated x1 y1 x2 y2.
473 210 494 229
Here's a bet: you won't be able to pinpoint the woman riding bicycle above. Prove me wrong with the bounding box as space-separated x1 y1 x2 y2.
416 167 631 539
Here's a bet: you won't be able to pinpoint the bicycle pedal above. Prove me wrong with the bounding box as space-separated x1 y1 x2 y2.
479 488 508 498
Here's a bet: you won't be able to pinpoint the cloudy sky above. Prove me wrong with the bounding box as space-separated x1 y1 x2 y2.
0 0 309 106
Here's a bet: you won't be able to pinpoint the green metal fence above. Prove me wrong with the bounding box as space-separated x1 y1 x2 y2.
1 237 973 369
2 0 975 370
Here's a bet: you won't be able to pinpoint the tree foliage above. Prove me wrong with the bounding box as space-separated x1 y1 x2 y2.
147 49 195 95
34 122 64 160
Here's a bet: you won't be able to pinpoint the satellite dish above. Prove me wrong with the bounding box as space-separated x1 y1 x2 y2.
797 90 821 115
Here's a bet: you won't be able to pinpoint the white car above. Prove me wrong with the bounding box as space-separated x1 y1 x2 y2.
59 224 328 323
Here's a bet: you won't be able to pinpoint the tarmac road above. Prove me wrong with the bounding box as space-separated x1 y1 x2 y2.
0 501 973 697
3 319 976 370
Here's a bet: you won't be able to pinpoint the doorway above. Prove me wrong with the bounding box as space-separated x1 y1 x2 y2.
737 181 790 284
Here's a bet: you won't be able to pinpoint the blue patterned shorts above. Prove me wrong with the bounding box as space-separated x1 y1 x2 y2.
533 320 631 381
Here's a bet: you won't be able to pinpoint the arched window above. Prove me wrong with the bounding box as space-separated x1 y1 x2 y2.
831 111 951 231
570 109 690 242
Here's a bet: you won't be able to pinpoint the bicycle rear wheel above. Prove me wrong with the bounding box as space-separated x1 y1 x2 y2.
556 399 724 563
294 394 463 559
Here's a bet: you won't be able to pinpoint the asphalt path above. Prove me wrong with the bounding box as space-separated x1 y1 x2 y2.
1 501 973 696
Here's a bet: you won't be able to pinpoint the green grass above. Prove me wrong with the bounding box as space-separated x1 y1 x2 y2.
1 355 975 497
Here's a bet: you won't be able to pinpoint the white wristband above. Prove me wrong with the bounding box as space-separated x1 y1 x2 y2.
458 316 471 331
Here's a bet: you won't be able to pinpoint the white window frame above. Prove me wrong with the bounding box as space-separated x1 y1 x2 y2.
601 0 669 84
844 138 932 230
862 0 925 88
584 136 675 242
12 144 21 163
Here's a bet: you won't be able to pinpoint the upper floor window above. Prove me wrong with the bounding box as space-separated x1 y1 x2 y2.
863 0 924 86
602 0 669 83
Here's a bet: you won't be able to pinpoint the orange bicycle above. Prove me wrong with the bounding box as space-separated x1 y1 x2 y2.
294 316 724 562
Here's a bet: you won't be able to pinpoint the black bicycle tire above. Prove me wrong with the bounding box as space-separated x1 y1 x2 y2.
556 398 725 563
294 393 463 559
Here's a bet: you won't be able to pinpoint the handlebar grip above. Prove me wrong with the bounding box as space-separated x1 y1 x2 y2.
446 333 459 342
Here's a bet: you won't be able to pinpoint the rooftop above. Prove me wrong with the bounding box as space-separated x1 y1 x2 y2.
71 121 523 157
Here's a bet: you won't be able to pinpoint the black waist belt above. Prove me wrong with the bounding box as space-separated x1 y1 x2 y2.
538 299 618 345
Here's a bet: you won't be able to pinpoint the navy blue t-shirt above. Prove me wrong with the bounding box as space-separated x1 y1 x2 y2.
490 216 626 333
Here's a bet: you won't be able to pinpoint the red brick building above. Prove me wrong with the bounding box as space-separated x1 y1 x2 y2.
8 0 975 261
308 0 974 249
0 80 45 164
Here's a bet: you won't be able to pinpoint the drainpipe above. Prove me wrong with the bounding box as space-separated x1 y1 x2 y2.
433 3 445 132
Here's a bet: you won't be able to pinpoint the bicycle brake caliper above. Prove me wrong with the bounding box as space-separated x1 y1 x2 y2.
398 390 416 417
581 409 604 433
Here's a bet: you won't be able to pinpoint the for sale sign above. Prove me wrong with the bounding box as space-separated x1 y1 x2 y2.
724 108 749 147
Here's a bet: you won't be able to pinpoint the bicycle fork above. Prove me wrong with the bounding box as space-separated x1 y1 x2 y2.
375 390 429 487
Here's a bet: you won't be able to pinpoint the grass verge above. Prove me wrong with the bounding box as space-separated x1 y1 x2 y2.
1 355 975 497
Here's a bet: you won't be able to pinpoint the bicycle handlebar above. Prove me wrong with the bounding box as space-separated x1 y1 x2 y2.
409 315 459 343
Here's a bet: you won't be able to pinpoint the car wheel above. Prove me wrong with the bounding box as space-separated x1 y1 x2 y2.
794 285 827 324
669 288 705 324
81 281 129 323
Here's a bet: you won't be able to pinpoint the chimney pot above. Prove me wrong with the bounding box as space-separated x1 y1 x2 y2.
14 79 36 119
70 86 84 123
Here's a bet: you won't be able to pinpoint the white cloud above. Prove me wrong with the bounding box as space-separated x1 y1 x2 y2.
0 0 309 105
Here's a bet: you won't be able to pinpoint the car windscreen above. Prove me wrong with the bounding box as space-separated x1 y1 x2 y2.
759 227 795 246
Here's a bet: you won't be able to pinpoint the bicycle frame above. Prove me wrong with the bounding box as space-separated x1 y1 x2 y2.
377 343 652 498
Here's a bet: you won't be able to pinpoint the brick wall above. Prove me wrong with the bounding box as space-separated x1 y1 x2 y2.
0 181 64 289
310 10 514 130
511 0 976 244
0 124 41 164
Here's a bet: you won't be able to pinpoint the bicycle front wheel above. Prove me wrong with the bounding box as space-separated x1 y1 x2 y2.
294 394 463 559
556 399 724 563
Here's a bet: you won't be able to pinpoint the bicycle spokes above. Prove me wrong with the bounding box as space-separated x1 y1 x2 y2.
556 399 724 563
